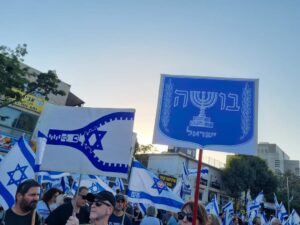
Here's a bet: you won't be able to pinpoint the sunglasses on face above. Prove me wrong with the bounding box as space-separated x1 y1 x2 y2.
79 194 87 200
93 201 112 207
177 212 194 222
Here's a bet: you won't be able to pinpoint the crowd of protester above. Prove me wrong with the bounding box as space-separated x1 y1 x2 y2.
0 179 284 225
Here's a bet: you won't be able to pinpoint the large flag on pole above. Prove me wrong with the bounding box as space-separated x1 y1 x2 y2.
35 103 135 178
127 160 184 212
0 136 35 209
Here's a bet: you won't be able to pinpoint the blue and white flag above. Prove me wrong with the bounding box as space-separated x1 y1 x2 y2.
153 75 259 155
222 201 234 225
186 167 209 177
127 160 184 212
274 193 280 218
113 177 125 192
206 195 219 217
278 202 288 223
0 136 36 209
71 175 115 195
35 103 135 178
285 209 300 225
181 162 192 196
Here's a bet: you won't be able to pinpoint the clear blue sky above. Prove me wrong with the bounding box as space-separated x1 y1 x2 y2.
1 1 299 162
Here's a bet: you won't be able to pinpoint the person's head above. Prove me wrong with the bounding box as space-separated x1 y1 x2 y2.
271 218 282 225
146 205 157 217
207 213 221 225
42 187 62 204
178 201 208 225
86 191 115 223
15 179 40 213
75 186 89 208
115 194 126 212
252 216 261 225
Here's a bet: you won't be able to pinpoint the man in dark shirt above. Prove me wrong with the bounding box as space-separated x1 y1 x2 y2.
108 194 132 225
45 186 90 225
1 179 41 225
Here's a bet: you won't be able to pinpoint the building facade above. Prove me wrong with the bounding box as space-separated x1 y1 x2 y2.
258 142 300 176
0 64 84 154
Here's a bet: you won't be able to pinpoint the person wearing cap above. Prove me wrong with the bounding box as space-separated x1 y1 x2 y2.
46 186 90 225
1 179 41 225
65 190 115 225
108 194 132 225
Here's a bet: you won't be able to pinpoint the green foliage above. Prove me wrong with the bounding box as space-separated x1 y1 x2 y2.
222 155 278 207
0 44 65 108
276 171 300 213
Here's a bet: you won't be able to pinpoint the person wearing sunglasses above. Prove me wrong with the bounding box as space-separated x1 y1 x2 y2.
177 201 207 225
65 190 116 225
46 186 90 225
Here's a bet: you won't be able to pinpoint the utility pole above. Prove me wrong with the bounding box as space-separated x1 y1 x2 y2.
287 176 290 215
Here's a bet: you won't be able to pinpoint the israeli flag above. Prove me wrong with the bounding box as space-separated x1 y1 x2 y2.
205 195 219 216
278 202 288 223
35 103 135 178
187 167 209 177
113 177 125 192
274 193 280 218
0 136 35 209
222 201 234 225
258 212 269 225
127 160 184 212
285 209 300 225
71 175 115 195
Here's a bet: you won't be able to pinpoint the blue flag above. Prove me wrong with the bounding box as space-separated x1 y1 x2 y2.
0 136 35 209
153 75 258 155
113 177 125 192
205 195 219 217
127 160 184 212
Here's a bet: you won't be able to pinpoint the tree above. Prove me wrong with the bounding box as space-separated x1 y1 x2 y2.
222 155 278 209
276 171 300 213
0 44 65 108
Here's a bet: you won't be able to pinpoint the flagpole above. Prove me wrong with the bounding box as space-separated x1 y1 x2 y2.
72 174 82 216
192 149 203 225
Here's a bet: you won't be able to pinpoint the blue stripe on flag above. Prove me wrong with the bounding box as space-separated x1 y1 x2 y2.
127 190 183 209
18 137 35 167
132 160 144 168
0 181 14 208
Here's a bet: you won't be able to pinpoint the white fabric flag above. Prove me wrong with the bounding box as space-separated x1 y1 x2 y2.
0 136 35 209
285 209 300 225
205 195 219 217
127 160 184 212
35 103 135 178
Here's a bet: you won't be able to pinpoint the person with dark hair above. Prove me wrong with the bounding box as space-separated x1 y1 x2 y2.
252 216 261 225
1 179 41 225
45 186 90 225
177 201 207 225
108 194 132 225
36 187 62 222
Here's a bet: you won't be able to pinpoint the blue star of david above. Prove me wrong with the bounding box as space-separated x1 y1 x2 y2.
151 177 168 194
7 163 28 187
84 130 106 150
89 183 101 194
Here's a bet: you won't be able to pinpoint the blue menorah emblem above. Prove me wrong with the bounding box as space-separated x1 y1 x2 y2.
46 112 134 173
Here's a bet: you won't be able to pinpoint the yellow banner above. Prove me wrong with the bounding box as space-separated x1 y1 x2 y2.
12 89 45 113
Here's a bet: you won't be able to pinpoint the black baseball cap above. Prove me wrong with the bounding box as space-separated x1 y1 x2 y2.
86 191 116 207
116 194 126 202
